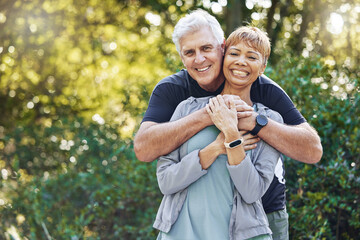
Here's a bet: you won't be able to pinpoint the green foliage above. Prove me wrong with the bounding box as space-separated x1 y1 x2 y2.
1 116 161 239
267 52 360 239
0 0 359 239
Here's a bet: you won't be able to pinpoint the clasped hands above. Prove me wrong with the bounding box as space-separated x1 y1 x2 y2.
206 95 259 153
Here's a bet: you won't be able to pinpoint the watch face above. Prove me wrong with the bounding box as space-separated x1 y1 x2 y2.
229 139 243 148
257 115 268 126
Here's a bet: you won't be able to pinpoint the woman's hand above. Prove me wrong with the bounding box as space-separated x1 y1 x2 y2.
240 130 260 151
206 95 239 140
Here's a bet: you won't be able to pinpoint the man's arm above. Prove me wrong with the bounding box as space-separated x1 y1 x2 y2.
134 103 257 162
134 108 211 162
238 115 322 164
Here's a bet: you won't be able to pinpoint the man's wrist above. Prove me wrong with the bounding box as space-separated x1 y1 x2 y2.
249 114 268 135
200 107 213 126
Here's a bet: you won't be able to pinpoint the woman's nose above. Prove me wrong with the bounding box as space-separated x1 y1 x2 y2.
235 55 247 65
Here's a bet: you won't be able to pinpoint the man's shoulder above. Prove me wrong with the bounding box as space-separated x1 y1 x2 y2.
253 74 282 89
156 69 189 88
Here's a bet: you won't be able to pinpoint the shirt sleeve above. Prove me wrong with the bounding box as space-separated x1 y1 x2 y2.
142 82 187 123
251 77 306 125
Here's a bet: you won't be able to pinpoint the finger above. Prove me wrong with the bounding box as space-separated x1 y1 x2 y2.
229 98 236 110
243 136 260 145
209 98 215 109
216 95 226 106
225 98 231 109
236 104 253 112
237 111 253 118
210 97 219 108
223 94 240 101
243 143 257 151
239 130 247 135
205 104 212 115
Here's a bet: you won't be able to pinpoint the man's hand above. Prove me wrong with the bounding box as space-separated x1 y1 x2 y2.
223 95 253 118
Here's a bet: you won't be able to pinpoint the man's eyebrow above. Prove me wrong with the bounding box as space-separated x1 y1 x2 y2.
182 48 193 53
202 43 214 47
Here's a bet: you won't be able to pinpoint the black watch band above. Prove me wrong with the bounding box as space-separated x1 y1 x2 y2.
249 114 268 136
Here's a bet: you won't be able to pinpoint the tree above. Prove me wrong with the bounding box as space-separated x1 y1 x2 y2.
0 0 359 239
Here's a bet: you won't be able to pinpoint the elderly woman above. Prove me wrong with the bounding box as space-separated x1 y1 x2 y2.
153 26 283 240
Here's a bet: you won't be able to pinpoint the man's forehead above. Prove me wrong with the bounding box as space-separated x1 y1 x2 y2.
180 38 220 51
180 29 220 48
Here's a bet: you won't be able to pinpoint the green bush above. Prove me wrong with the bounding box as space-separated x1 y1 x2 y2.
267 53 359 239
0 54 359 239
0 116 161 239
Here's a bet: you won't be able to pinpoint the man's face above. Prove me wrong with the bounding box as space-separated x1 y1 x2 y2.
179 27 225 92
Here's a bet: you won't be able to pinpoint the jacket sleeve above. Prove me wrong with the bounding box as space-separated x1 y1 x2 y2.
227 108 283 204
157 149 207 195
156 98 207 195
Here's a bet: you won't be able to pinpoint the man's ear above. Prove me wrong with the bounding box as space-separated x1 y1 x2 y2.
221 39 226 55
180 55 186 66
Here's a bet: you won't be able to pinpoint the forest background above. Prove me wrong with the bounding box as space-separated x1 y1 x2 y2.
0 0 359 239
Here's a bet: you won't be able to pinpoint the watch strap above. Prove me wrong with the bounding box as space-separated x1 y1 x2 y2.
249 125 262 136
224 137 244 148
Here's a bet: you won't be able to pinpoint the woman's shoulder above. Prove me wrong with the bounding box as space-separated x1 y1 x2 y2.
255 103 284 124
170 96 212 121
177 96 212 111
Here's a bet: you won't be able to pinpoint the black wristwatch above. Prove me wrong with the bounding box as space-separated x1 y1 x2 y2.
249 114 268 136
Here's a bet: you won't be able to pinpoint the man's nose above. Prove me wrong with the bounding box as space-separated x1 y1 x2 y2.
194 52 206 63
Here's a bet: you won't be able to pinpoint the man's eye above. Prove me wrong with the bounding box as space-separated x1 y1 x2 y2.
230 52 238 56
249 56 257 60
184 51 193 56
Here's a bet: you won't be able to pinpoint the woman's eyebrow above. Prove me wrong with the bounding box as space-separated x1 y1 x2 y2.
228 47 260 56
248 50 261 56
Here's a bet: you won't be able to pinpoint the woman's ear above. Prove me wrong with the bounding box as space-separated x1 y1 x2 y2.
259 64 266 76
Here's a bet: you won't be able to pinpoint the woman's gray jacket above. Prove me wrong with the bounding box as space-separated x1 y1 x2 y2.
153 97 283 240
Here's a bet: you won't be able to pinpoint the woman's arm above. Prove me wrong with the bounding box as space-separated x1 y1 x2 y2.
157 97 259 195
206 95 247 166
156 99 209 195
227 140 280 204
157 149 207 195
207 97 283 203
228 108 283 204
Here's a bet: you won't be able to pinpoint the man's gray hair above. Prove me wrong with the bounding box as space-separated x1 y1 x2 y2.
172 9 225 54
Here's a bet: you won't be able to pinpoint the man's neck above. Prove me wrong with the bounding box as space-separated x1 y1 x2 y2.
202 74 225 92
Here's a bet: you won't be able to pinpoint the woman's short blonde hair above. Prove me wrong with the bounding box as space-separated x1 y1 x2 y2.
226 26 271 65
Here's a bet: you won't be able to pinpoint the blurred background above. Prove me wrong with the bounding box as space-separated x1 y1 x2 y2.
0 0 359 239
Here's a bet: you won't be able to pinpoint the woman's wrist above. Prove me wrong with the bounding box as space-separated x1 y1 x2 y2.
223 129 241 142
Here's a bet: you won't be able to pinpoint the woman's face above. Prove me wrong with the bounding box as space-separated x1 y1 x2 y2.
223 41 266 90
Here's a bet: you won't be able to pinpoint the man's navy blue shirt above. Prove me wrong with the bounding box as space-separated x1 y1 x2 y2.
142 69 305 213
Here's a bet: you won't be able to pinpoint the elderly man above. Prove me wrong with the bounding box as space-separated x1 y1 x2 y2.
134 9 322 240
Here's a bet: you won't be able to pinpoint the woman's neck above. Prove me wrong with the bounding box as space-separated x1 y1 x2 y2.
221 83 253 106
